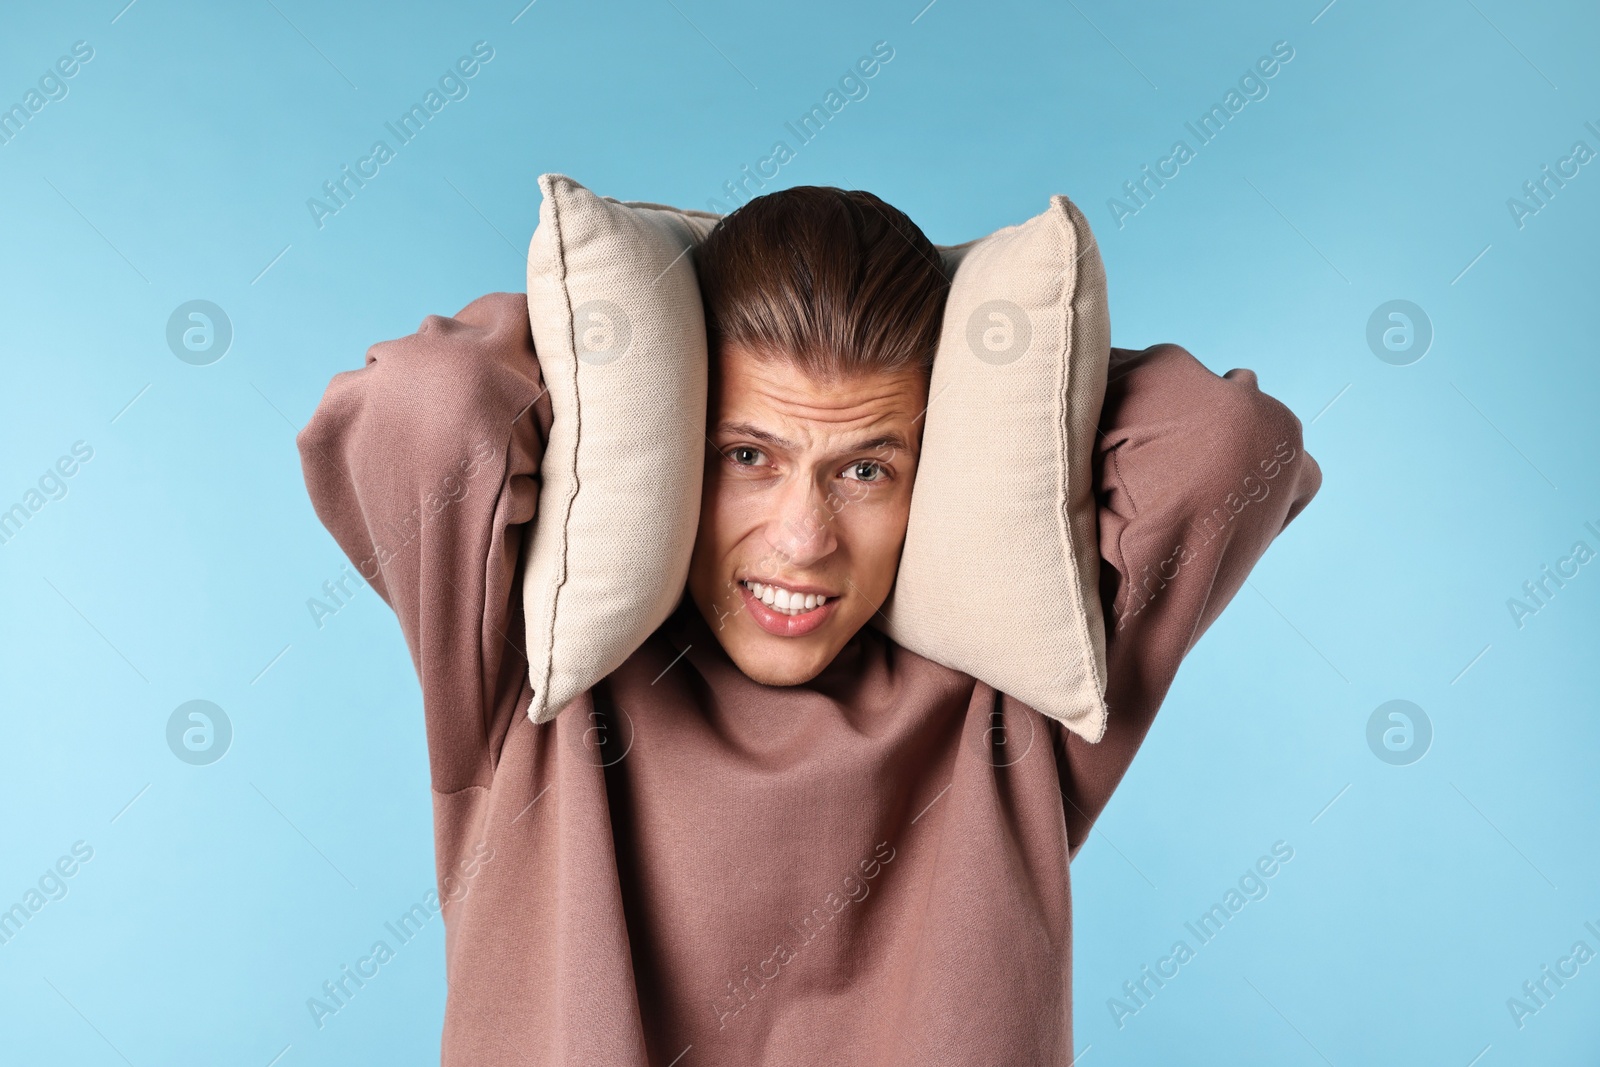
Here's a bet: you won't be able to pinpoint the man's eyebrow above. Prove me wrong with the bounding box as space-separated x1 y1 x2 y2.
840 432 911 458
712 423 912 458
713 422 796 451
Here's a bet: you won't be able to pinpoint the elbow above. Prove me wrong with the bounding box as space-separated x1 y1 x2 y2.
1214 365 1321 527
1141 343 1321 525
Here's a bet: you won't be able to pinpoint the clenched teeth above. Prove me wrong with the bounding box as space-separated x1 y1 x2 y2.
743 580 828 616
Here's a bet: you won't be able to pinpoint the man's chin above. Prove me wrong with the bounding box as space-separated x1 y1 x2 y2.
725 645 831 688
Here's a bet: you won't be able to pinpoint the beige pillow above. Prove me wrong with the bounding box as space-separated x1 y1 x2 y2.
881 197 1110 742
522 174 719 723
522 175 1110 742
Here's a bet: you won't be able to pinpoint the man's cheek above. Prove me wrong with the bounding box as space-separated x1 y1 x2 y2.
696 464 749 539
833 480 870 507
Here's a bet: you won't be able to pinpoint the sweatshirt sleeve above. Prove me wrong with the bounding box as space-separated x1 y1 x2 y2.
295 291 554 795
1058 343 1322 857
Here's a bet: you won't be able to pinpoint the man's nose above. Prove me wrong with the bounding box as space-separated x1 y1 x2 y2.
763 474 838 568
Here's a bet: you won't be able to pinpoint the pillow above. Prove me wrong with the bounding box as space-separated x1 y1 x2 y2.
881 198 1110 742
522 174 720 723
522 174 1110 742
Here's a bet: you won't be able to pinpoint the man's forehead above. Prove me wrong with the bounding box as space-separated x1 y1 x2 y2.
709 355 927 454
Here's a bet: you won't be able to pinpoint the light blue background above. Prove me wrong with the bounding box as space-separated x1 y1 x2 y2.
2 0 1596 1063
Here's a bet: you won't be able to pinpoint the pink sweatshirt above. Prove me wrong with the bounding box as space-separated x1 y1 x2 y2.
297 292 1321 1065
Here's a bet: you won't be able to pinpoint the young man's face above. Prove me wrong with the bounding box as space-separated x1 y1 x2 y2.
686 344 928 685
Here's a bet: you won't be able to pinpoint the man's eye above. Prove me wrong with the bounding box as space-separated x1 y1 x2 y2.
727 446 766 467
842 461 886 482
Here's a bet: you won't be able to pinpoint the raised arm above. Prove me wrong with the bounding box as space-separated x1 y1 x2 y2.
296 292 553 794
1058 343 1322 856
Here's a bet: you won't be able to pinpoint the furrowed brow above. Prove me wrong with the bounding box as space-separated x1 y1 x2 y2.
838 433 910 458
714 421 796 451
714 422 911 458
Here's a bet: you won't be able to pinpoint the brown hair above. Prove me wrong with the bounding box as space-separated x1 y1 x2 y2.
693 186 949 380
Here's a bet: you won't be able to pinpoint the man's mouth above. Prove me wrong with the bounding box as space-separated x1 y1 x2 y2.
740 579 830 616
737 578 838 637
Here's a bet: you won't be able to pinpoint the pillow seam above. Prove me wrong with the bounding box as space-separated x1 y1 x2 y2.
537 178 581 720
1053 197 1110 743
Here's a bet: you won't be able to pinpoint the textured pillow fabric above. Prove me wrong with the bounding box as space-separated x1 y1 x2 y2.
880 197 1111 742
521 174 1110 742
522 173 720 723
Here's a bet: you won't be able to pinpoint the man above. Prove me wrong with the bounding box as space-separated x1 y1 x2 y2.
298 186 1320 1065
